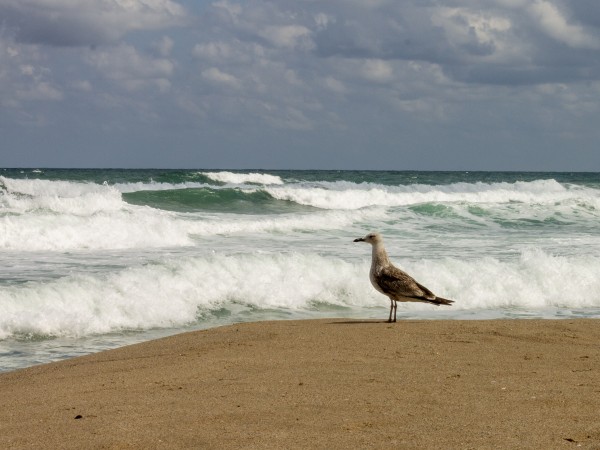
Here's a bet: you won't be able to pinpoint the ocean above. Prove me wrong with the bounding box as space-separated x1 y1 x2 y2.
1 169 599 372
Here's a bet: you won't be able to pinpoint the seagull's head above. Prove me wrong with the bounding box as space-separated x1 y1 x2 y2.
353 232 382 245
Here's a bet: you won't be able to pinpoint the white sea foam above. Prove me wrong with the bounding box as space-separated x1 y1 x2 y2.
1 250 599 339
0 254 367 339
0 209 195 250
185 208 385 238
0 176 124 215
2 176 598 252
265 179 600 210
1 176 108 198
405 249 600 310
0 177 195 250
0 177 242 211
113 181 213 193
0 202 383 251
201 171 284 185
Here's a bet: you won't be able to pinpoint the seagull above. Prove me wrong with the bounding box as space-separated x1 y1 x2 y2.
354 232 454 323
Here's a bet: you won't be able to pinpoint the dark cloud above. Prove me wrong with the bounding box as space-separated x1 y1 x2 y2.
0 0 187 47
308 1 600 85
557 0 600 29
1 10 115 47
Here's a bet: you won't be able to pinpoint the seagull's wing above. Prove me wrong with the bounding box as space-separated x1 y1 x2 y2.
377 264 436 301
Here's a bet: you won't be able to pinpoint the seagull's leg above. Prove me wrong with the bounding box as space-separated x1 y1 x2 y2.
393 300 397 322
388 299 393 323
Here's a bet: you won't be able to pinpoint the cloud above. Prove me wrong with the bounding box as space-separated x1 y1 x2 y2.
305 1 600 84
17 80 63 101
0 0 187 47
360 59 394 83
528 1 600 49
176 0 600 162
85 44 174 92
193 41 234 59
192 40 265 63
154 36 174 57
258 25 313 50
431 7 512 58
0 35 63 105
323 77 347 94
201 67 241 89
2 0 600 169
179 0 600 139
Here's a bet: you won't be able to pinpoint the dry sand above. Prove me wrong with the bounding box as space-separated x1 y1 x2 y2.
1 319 599 449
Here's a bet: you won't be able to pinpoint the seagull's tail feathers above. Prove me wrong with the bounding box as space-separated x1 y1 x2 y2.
414 282 454 306
430 296 454 306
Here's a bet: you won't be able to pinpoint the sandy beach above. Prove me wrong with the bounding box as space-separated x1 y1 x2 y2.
1 319 599 449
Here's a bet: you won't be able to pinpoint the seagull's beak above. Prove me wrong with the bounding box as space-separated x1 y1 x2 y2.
353 237 365 242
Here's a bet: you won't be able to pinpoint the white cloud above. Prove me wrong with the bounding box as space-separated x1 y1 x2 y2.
20 65 35 77
360 59 394 83
528 1 600 49
259 25 314 50
192 40 266 65
323 77 347 94
201 67 241 89
213 0 243 20
193 41 234 59
0 37 63 104
314 13 334 30
432 7 512 51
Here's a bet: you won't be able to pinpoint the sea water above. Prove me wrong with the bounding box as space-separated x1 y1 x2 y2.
1 169 599 372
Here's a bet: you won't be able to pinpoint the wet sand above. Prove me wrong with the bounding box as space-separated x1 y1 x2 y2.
1 319 599 449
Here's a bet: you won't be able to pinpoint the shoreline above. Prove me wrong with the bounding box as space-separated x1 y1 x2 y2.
1 318 599 448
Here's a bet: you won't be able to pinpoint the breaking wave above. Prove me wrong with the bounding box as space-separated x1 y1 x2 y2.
1 250 599 339
200 171 285 185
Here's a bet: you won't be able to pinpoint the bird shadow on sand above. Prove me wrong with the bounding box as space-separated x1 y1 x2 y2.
327 319 391 325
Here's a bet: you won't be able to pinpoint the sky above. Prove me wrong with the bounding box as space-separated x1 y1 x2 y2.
1 0 600 170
